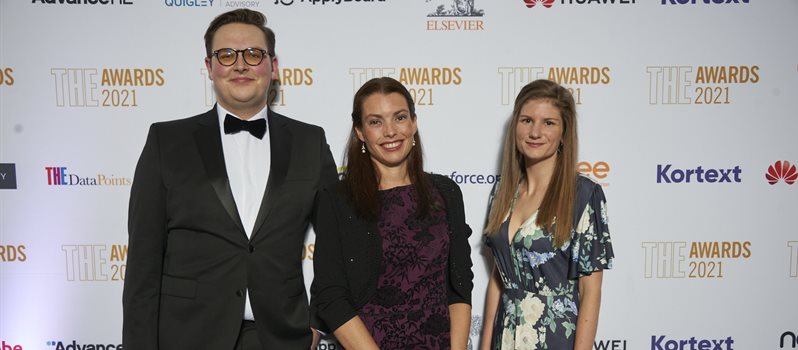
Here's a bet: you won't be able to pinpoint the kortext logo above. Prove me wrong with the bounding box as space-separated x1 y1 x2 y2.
0 163 17 189
766 160 796 185
656 164 741 184
661 0 748 5
62 244 127 282
651 336 734 350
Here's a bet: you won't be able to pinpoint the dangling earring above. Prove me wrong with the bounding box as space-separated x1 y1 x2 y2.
558 142 563 154
412 139 416 147
361 143 366 154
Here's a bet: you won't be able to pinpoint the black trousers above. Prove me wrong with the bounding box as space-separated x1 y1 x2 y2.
234 320 263 350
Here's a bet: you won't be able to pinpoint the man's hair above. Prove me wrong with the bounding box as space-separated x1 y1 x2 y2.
204 9 276 58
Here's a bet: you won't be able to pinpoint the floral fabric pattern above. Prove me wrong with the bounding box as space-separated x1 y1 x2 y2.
358 185 451 349
484 177 614 349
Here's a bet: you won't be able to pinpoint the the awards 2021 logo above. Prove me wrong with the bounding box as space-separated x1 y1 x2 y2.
50 68 164 108
0 67 13 87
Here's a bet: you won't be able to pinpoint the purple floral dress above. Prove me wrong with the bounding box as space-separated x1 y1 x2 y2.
358 185 451 350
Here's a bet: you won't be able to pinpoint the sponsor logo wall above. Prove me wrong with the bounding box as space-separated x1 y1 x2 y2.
1 1 796 348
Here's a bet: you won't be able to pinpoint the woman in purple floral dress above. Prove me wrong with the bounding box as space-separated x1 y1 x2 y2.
311 77 474 350
481 80 614 350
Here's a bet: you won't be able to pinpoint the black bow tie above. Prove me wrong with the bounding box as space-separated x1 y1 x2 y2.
224 114 267 139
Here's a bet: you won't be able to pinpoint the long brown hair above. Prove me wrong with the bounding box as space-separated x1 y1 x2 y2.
485 79 578 248
343 77 432 220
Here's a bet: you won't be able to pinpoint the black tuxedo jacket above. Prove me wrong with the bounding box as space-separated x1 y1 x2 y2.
123 107 337 349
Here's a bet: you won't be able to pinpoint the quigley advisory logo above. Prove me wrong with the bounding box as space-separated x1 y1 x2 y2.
62 244 127 282
202 67 313 108
163 0 262 8
499 66 612 105
642 241 751 279
45 166 131 187
646 65 759 105
426 0 485 31
350 66 462 107
0 163 17 189
51 67 164 107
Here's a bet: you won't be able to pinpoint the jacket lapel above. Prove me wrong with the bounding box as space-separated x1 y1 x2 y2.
194 108 246 235
250 109 292 240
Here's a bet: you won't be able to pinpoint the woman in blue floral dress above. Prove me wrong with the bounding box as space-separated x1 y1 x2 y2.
480 80 614 350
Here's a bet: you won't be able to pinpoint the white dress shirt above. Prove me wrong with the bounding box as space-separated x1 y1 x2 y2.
216 104 271 321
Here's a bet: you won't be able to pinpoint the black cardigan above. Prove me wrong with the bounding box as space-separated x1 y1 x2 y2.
310 173 474 333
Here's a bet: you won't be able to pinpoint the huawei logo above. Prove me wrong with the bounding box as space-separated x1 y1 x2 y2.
524 0 555 8
766 160 797 185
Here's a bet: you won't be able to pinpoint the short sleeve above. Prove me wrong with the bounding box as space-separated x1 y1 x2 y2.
567 183 614 279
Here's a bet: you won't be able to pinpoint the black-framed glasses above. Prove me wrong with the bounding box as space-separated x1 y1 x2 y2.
211 48 270 66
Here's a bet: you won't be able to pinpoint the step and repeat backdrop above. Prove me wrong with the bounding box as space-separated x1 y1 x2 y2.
1 0 797 349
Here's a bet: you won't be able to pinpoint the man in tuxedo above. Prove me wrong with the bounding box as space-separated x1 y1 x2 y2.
122 9 337 350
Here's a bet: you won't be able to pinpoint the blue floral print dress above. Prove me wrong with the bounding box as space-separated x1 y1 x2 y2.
484 176 614 350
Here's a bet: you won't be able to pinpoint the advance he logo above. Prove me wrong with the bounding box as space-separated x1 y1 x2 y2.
524 0 554 8
766 160 796 185
427 0 484 17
